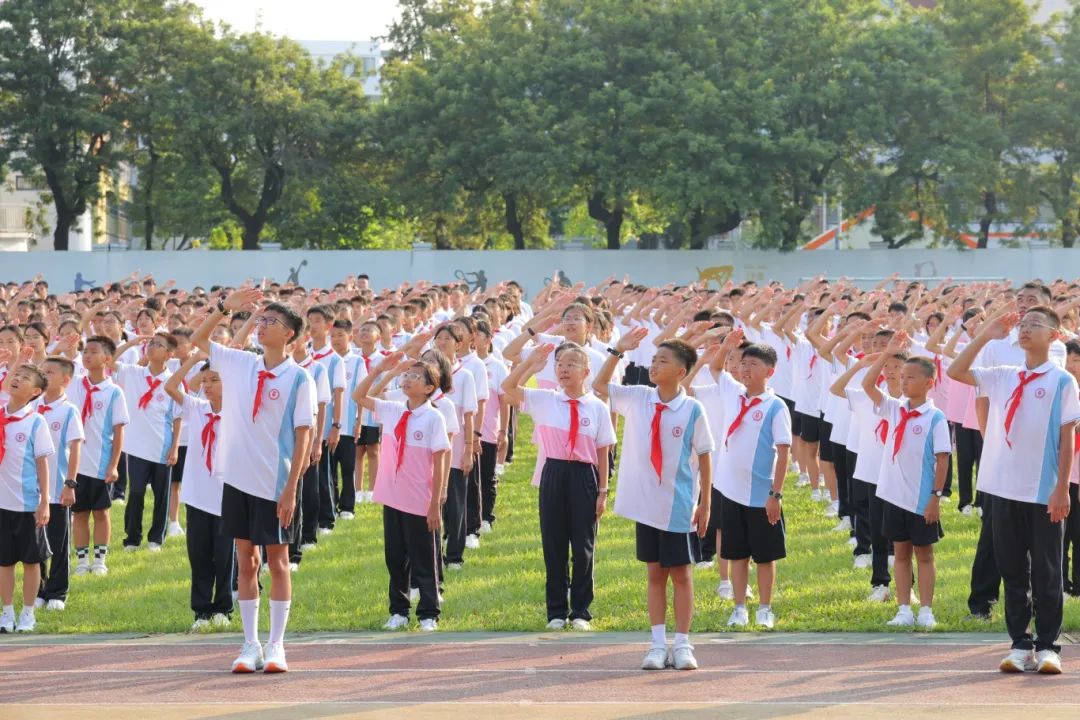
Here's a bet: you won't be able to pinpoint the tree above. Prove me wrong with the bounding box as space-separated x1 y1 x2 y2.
0 0 137 250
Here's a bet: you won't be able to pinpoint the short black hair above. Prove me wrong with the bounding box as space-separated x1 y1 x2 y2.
306 304 334 322
906 356 936 379
264 302 304 342
657 339 697 373
742 343 778 368
43 356 76 377
332 319 353 333
84 335 117 356
1067 339 1080 357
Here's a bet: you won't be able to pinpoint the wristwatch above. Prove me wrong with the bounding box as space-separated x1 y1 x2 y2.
331 422 342 430
768 489 783 500
63 479 78 489
607 347 624 359
932 489 944 498
217 299 232 317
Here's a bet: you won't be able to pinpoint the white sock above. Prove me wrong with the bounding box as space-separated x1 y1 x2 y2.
673 632 689 648
735 603 746 612
650 624 666 648
239 599 259 644
898 604 911 614
759 604 771 612
269 600 291 644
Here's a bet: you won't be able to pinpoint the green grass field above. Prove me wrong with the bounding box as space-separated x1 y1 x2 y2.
20 414 1080 634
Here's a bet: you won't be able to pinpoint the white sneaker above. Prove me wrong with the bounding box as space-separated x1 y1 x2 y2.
339 511 355 520
317 527 333 537
570 618 592 631
191 617 210 631
1000 648 1036 673
167 521 185 537
364 491 374 502
1036 649 1063 674
716 580 734 600
46 599 65 611
832 517 852 532
263 641 288 673
33 597 45 610
847 536 858 547
825 501 840 518
495 464 506 477
727 607 750 627
853 554 872 569
288 562 299 573
671 644 698 670
960 505 974 516
15 609 35 633
546 618 566 630
975 506 984 518
479 521 493 535
300 543 317 552
446 562 463 571
796 473 810 487
465 534 480 549
0 607 13 633
821 490 832 503
695 559 715 570
409 588 420 603
122 544 137 553
886 607 915 627
868 585 890 603
211 613 231 627
419 618 438 632
382 614 409 630
113 497 125 506
74 558 90 576
147 542 162 553
231 640 265 673
810 489 821 501
916 606 936 629
755 608 776 629
355 493 365 505
641 646 669 671
90 559 108 576
888 555 895 569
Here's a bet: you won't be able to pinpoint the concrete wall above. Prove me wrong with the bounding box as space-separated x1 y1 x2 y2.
0 248 1070 296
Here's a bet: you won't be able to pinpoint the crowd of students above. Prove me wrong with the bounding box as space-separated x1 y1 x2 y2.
0 270 1078 677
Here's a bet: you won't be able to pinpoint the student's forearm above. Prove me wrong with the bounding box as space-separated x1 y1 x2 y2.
597 446 610 489
67 441 81 481
861 358 887 404
1058 425 1074 491
288 427 312 487
37 457 50 505
430 450 447 505
332 388 343 425
192 308 225 353
697 453 712 502
592 356 619 398
947 333 991 384
109 426 125 472
830 363 860 398
773 446 790 491
934 454 949 492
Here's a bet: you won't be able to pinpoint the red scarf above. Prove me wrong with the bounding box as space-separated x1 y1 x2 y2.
201 413 221 471
138 376 163 410
875 419 889 445
892 407 922 462
650 403 668 482
726 396 762 447
1004 371 1045 449
0 409 28 467
252 370 276 421
394 409 412 470
567 398 580 458
80 376 100 423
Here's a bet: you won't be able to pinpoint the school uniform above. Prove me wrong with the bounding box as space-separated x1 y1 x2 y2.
458 352 490 539
696 372 792 564
372 398 450 621
971 362 1080 653
356 351 392 446
330 353 367 514
441 365 477 565
874 397 951 546
1064 424 1080 596
35 397 84 603
114 363 178 548
478 355 509 526
68 377 129 515
520 388 615 622
295 358 330 557
178 395 233 620
607 384 714 568
791 338 825 444
209 343 316 547
0 408 55 568
846 384 893 587
309 344 345 530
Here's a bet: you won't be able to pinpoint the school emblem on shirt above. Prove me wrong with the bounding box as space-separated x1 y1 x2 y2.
580 417 591 427
94 401 103 410
912 425 923 435
752 410 764 422
1035 388 1047 399
413 430 424 441
14 433 25 443
51 422 61 431
672 426 683 438
268 389 281 401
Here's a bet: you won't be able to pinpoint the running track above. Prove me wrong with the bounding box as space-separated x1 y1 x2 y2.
2 631 1078 718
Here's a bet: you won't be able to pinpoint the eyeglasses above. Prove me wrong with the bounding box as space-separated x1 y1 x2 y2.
402 371 430 381
555 362 586 371
1018 320 1055 331
256 316 282 327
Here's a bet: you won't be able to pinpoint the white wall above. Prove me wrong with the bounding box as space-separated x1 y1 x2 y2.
0 248 1069 296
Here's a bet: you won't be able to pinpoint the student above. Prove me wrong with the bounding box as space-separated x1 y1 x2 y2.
949 305 1080 674
113 332 180 551
503 342 615 630
474 320 509 534
329 319 362 519
354 352 449 631
594 330 714 671
1064 340 1080 597
861 335 951 629
68 336 128 576
354 320 391 503
292 335 330 560
165 353 233 630
0 364 55 633
192 289 316 674
305 306 344 534
685 333 791 629
451 318 489 551
34 358 84 611
166 326 198 537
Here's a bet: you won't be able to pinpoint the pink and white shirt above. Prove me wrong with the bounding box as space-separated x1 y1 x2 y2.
372 399 450 516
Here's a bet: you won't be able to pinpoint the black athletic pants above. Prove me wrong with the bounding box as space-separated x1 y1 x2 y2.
332 435 357 514
186 504 234 618
123 455 171 547
967 495 1001 616
538 459 599 622
1064 484 1080 595
466 450 482 537
38 505 70 602
385 505 440 621
479 440 499 525
442 468 467 565
317 442 336 530
955 425 982 509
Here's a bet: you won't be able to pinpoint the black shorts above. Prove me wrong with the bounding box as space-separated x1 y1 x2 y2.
719 493 787 563
72 474 111 512
781 397 798 435
172 445 188 484
819 421 835 461
357 425 382 446
880 499 943 547
796 412 821 443
221 483 298 546
707 486 725 534
635 522 701 568
0 509 51 566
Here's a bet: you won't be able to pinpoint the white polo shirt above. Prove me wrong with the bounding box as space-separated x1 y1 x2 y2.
608 385 714 533
525 334 608 390
480 355 510 444
309 345 345 442
757 325 794 400
459 352 490 410
113 363 178 465
792 338 824 416
521 388 616 465
0 409 54 512
299 357 331 430
846 387 890 484
446 365 477 470
695 373 792 508
178 394 224 516
340 353 368 437
68 377 129 480
35 397 84 501
971 361 1080 505
372 398 451 516
873 396 951 514
209 343 316 502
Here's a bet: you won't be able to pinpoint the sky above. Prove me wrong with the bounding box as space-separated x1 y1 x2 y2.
191 0 401 41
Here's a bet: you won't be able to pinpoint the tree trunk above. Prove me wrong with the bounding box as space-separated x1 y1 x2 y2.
143 141 158 250
241 220 262 250
587 191 623 250
434 216 452 249
687 209 706 250
977 190 996 249
53 217 72 251
503 192 525 250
